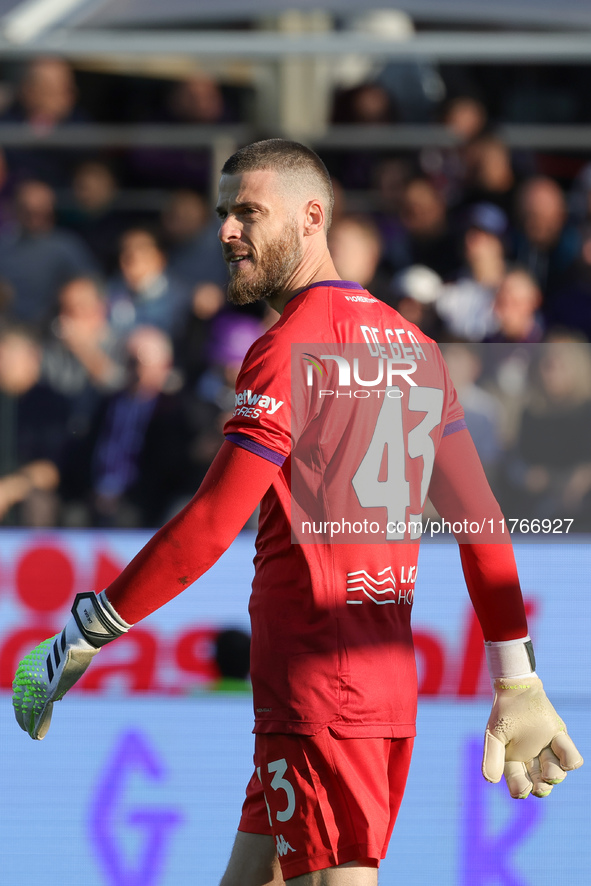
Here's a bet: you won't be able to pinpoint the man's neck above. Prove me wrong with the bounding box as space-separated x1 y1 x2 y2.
267 252 340 315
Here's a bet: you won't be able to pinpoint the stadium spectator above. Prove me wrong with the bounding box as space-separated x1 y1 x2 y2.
106 228 190 339
0 324 69 525
332 82 398 125
166 74 230 125
398 176 462 278
59 160 132 273
0 180 96 329
328 82 398 189
76 325 193 528
328 214 391 301
161 189 228 288
371 157 414 271
486 268 544 345
2 57 83 130
390 264 444 338
174 282 227 387
420 95 488 205
333 12 444 124
436 203 507 341
364 11 445 124
460 135 518 217
444 95 488 142
442 342 503 479
374 157 413 213
501 338 591 528
1 57 90 185
481 270 546 450
130 73 233 190
42 276 126 421
190 313 265 487
203 312 264 401
72 160 117 213
513 176 580 305
545 224 591 340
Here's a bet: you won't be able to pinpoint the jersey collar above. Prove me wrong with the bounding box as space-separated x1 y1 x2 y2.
283 279 364 312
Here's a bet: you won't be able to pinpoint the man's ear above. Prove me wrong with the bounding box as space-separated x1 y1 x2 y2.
303 199 325 236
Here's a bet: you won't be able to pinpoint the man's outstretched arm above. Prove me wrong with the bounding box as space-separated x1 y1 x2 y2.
429 428 583 797
104 440 280 623
13 441 280 739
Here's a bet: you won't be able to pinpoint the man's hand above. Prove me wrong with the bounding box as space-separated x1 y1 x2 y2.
482 637 583 798
483 677 583 797
12 628 100 739
12 591 131 740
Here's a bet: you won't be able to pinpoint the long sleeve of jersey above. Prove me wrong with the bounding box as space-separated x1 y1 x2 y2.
104 440 280 624
428 428 528 642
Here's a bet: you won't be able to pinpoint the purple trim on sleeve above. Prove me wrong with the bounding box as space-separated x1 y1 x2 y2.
226 433 286 466
443 418 468 437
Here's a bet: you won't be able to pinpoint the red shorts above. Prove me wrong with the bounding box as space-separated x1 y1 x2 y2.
238 729 414 880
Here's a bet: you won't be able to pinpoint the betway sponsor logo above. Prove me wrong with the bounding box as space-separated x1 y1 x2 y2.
234 388 284 416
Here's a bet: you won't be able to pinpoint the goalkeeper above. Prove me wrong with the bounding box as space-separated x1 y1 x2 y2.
13 139 582 886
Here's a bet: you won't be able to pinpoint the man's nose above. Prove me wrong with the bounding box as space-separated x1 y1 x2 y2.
218 216 241 243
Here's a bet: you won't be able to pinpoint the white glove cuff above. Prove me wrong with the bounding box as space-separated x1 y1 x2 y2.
485 635 537 680
71 591 133 649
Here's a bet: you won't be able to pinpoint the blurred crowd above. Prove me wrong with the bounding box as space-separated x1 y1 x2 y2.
1 55 591 530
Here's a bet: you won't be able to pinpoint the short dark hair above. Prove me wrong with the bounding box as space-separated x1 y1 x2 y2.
222 138 334 229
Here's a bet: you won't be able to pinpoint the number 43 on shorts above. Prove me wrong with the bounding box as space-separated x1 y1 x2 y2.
257 758 296 825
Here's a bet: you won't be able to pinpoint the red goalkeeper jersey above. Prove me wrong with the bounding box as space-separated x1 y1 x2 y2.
224 280 466 738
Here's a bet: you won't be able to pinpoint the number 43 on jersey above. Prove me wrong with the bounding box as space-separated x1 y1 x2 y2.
352 386 443 540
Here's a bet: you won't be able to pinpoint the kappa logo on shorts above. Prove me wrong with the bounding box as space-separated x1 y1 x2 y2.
276 834 296 856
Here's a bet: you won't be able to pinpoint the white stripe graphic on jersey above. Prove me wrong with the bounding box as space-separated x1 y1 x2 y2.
346 568 397 604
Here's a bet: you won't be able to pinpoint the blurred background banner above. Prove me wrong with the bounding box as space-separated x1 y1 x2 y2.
1 531 589 884
1 530 589 697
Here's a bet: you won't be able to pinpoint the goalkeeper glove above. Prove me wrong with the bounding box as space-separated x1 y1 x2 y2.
12 591 131 740
482 636 583 798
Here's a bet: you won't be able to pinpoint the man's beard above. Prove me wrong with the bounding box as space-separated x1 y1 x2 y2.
226 220 303 306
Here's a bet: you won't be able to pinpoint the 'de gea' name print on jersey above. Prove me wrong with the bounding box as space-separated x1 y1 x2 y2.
360 323 427 362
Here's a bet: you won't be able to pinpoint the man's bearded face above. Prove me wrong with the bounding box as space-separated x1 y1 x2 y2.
225 217 303 306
